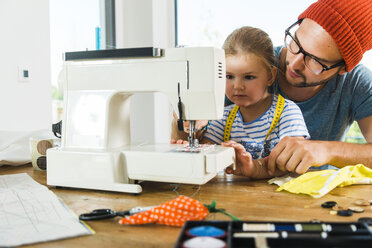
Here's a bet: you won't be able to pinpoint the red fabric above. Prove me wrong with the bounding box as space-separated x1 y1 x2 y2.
118 195 209 227
299 0 372 71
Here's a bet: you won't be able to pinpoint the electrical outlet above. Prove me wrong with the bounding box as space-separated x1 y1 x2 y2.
18 66 31 82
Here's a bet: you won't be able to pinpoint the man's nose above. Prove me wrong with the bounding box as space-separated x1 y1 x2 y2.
290 52 306 71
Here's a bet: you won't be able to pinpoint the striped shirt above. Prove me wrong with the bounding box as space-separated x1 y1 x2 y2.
203 94 310 159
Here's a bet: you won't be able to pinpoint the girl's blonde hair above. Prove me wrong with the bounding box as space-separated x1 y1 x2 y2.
222 26 276 73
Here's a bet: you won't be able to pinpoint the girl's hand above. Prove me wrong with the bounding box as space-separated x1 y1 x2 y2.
170 139 189 145
222 141 257 177
182 120 209 133
173 111 209 132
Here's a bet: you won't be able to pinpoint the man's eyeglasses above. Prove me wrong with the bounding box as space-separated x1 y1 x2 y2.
284 19 345 75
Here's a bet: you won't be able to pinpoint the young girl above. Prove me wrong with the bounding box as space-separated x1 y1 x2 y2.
202 26 310 178
172 26 309 178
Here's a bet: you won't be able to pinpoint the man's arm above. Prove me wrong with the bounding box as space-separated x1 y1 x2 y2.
267 115 372 175
358 115 372 142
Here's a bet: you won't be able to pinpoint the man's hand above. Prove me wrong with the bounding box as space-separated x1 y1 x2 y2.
267 136 329 175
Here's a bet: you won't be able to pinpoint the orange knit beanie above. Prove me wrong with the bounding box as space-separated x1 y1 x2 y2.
299 0 372 71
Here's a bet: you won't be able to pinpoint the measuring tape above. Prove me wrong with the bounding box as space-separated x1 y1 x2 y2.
223 94 285 142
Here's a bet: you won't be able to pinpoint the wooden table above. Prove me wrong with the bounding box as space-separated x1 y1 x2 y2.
2 164 372 247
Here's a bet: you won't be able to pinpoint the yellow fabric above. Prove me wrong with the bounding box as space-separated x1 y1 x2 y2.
276 164 372 198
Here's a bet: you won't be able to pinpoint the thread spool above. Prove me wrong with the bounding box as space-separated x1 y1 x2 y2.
29 137 55 171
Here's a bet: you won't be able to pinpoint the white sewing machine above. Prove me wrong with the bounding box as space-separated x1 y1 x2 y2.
47 47 235 194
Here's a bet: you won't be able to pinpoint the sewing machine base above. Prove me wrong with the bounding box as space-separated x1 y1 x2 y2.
47 144 235 194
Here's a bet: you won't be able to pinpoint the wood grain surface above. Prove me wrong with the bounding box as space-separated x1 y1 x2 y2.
2 164 372 248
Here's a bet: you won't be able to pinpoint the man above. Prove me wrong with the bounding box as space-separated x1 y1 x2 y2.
225 0 372 177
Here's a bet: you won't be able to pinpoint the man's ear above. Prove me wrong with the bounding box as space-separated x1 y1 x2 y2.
267 66 277 86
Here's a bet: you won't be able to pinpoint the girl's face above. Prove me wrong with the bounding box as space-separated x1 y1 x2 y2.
225 53 274 108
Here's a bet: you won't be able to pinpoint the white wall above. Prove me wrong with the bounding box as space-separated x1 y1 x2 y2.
0 0 52 131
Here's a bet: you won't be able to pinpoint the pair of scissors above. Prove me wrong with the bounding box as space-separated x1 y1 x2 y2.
79 206 155 221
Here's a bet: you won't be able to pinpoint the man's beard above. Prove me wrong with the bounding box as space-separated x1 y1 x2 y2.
285 61 339 88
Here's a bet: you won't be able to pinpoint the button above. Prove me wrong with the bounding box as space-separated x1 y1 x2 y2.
348 206 365 213
329 210 338 215
337 210 353 217
321 201 337 208
354 200 370 206
358 217 372 224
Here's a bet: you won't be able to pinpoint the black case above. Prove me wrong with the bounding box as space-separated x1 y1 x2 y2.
175 220 372 248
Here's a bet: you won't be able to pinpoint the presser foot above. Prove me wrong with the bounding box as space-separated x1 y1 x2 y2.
174 144 215 153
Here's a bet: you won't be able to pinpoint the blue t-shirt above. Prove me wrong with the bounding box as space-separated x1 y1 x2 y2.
273 46 372 141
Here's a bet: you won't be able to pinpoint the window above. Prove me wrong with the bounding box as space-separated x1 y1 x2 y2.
176 0 371 67
49 0 101 121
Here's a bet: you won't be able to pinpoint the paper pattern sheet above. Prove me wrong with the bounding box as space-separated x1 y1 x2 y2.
0 173 93 247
